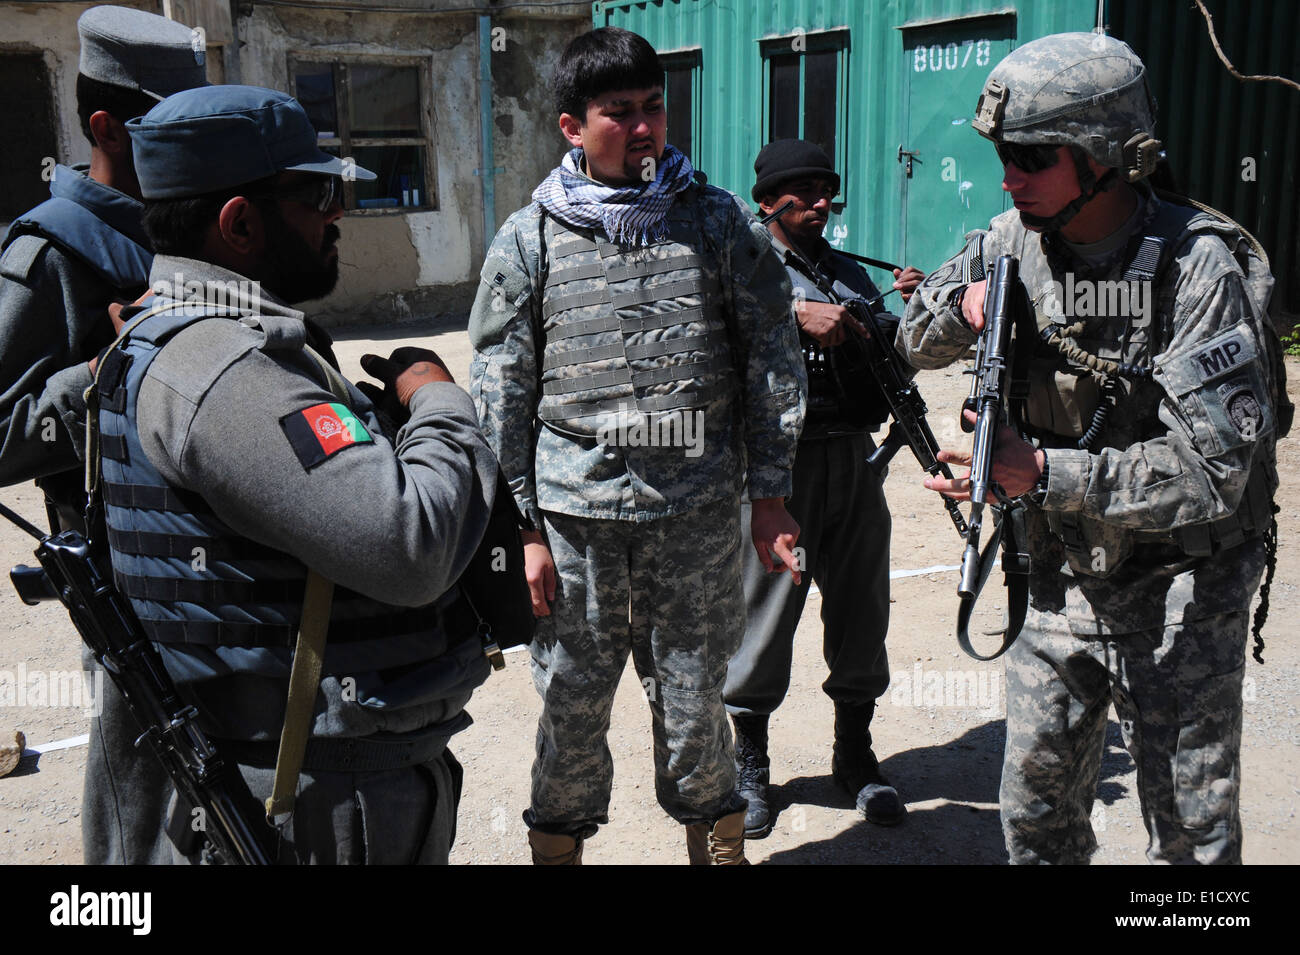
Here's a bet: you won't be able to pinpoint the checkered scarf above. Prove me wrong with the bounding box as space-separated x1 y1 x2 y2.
532 144 695 245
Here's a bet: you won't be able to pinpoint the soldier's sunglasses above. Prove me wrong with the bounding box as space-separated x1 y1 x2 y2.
995 141 1061 173
271 176 341 213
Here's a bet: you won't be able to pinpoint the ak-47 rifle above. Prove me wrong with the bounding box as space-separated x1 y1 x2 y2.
761 199 968 540
3 500 275 864
954 255 1032 660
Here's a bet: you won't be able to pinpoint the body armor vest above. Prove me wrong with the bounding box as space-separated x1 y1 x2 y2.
95 302 481 683
536 200 738 438
1005 197 1282 575
5 195 151 291
785 262 894 436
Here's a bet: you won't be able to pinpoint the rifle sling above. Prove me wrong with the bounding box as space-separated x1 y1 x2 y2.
266 343 346 822
956 502 1029 661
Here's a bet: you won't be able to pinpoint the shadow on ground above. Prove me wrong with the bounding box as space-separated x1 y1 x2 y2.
754 718 1136 864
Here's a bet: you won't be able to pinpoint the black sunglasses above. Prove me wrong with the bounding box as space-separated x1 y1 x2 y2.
995 141 1061 173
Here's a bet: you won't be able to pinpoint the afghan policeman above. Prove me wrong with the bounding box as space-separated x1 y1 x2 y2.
0 5 207 865
729 140 925 836
902 33 1287 864
108 84 499 864
469 27 806 865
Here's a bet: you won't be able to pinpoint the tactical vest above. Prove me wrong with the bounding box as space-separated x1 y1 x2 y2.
95 302 483 684
536 202 738 438
4 195 152 291
1008 197 1283 576
786 261 895 436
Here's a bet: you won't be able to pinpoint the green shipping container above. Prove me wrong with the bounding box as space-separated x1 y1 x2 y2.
596 0 1297 318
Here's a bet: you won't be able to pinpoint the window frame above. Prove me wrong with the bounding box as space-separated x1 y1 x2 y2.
287 52 438 216
758 29 851 202
659 46 703 165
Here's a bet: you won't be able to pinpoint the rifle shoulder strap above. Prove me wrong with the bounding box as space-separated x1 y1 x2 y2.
265 345 340 822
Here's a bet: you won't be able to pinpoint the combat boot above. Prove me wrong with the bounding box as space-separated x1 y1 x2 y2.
685 810 750 865
528 829 584 865
831 701 906 826
732 714 773 838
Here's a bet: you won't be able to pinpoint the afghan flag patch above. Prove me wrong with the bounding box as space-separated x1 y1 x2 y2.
280 402 372 470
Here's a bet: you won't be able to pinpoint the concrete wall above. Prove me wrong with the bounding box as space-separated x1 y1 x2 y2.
0 0 162 175
2 0 588 326
232 3 588 326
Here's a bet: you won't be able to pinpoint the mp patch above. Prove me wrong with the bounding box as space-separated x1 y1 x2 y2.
281 402 372 470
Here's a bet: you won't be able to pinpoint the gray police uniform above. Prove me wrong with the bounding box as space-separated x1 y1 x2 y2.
900 185 1281 864
469 180 805 834
725 235 893 717
0 3 207 865
102 256 498 863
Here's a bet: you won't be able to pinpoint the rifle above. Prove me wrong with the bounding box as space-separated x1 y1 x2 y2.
761 200 968 539
3 500 275 864
954 255 1032 661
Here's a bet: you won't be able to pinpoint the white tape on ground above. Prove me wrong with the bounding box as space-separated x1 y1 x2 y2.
22 732 89 756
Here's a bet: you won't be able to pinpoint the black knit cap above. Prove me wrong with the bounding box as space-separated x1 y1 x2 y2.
751 138 840 202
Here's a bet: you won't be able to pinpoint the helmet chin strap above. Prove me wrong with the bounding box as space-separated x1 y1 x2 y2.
1018 146 1118 232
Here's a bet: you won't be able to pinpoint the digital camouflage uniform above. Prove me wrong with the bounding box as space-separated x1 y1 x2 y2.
902 30 1282 866
902 187 1280 864
469 175 805 834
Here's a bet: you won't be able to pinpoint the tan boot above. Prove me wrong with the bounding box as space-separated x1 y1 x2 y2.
685 810 750 865
528 829 584 865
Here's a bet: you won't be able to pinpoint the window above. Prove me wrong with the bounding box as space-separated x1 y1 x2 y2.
760 30 850 195
660 49 701 163
289 57 435 213
0 53 59 223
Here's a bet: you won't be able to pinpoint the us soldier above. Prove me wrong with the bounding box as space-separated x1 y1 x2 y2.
468 27 806 864
902 33 1287 864
107 84 499 863
729 139 924 836
0 5 207 864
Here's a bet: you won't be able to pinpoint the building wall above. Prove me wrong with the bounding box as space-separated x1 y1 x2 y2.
0 0 163 180
2 0 588 327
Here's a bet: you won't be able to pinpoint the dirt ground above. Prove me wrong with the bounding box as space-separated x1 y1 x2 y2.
1 319 1297 866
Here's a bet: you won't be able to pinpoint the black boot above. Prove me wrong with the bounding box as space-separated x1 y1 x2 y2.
831 701 905 826
732 714 773 838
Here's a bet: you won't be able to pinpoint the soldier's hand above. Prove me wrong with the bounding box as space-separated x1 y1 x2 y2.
796 300 867 348
892 265 925 303
925 410 1044 500
750 497 802 586
520 528 557 616
360 346 454 408
961 280 988 332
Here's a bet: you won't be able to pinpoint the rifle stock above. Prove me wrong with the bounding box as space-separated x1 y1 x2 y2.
10 527 275 864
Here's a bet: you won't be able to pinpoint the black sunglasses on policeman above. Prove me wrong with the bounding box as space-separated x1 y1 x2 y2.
995 141 1062 173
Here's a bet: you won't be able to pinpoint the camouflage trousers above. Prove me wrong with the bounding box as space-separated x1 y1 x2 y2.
1001 599 1253 865
526 496 746 834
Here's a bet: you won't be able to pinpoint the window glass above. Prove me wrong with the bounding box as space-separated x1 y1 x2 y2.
294 62 338 140
348 65 420 139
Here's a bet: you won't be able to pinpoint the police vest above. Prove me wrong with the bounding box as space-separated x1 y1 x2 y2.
536 202 738 438
4 195 151 291
95 302 485 686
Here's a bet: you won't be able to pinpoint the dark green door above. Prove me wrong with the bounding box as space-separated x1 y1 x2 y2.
899 16 1016 270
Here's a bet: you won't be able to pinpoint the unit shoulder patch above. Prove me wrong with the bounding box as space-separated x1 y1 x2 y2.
280 402 372 470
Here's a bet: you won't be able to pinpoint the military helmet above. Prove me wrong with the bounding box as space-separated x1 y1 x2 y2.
973 32 1162 183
